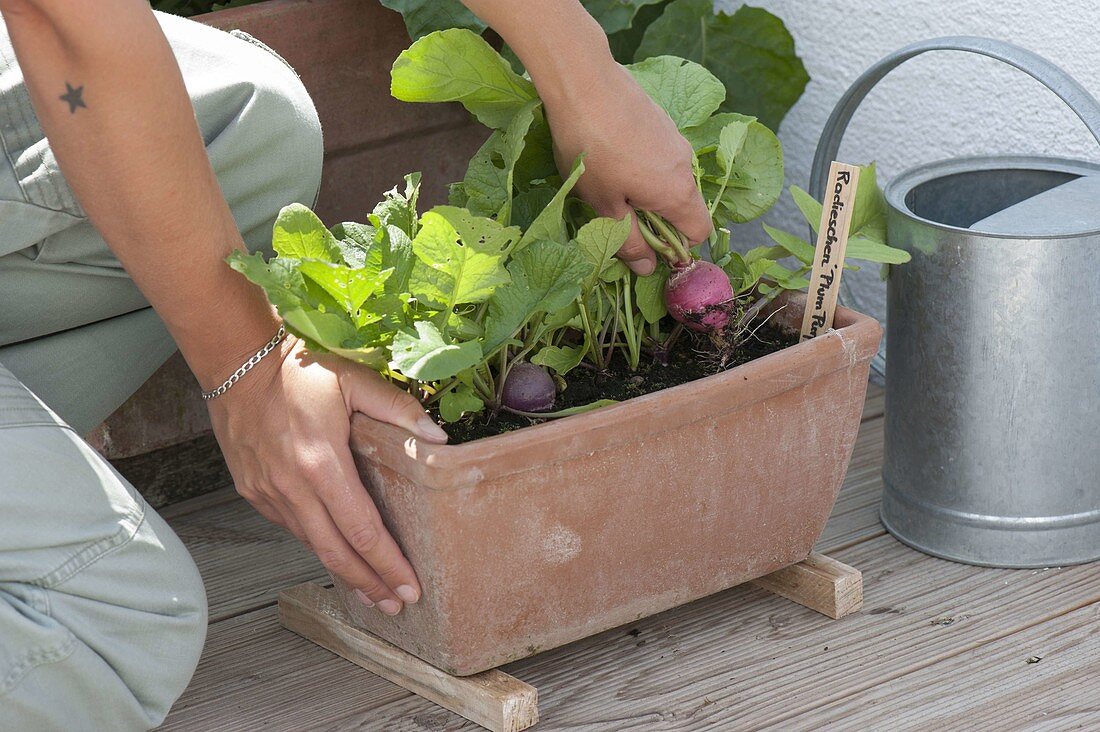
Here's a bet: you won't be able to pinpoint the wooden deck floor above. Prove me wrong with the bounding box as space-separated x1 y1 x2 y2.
159 386 1100 731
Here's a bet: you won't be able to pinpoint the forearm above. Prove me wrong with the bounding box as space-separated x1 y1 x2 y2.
458 0 616 105
0 0 278 387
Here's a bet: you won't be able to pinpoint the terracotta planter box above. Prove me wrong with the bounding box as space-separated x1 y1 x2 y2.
336 294 882 675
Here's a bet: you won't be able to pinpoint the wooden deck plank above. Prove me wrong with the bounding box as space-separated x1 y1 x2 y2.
345 537 1100 731
163 532 1100 731
168 389 885 623
776 601 1100 731
816 415 885 552
862 382 884 421
159 605 409 731
158 480 242 521
279 584 540 732
170 499 325 623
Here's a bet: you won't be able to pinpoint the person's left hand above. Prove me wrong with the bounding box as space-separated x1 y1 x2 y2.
205 332 448 616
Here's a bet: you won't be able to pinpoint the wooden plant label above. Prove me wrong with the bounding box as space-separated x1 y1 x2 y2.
800 162 861 341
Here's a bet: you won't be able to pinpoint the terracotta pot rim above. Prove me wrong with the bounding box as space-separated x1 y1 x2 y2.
349 293 882 489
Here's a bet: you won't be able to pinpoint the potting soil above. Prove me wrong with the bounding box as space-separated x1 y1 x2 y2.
440 323 798 444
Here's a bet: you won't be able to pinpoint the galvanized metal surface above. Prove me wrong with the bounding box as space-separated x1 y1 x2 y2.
810 38 1100 567
883 157 1100 567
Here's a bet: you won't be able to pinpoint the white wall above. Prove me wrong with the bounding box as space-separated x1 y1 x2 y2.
716 0 1100 336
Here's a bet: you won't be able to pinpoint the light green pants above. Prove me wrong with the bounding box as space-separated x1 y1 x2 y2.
0 12 322 729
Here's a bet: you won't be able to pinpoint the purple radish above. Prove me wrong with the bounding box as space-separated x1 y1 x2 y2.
501 362 556 412
664 260 735 332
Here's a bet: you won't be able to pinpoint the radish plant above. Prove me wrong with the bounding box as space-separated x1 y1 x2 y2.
380 0 810 133
229 30 908 425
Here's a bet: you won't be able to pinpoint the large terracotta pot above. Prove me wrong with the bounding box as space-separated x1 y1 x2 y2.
200 0 488 224
335 293 882 675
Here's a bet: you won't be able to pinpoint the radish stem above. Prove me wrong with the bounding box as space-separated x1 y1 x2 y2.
641 210 691 264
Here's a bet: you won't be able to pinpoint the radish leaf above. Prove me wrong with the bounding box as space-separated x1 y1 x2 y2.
634 260 671 323
531 344 586 376
686 113 784 223
391 29 537 129
298 260 393 313
379 0 486 40
272 204 341 261
780 164 911 265
483 240 589 355
460 101 540 222
429 205 520 254
574 214 632 291
439 383 485 422
517 155 586 250
625 55 725 129
636 0 809 130
408 210 510 311
390 321 482 381
583 0 668 34
761 225 815 265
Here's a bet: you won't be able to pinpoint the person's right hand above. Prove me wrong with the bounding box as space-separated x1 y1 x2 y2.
205 332 449 616
540 59 713 275
456 0 713 275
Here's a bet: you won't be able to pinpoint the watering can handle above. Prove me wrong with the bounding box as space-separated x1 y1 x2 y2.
809 36 1100 200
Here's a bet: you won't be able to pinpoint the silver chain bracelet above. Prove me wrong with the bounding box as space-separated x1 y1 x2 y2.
200 324 287 401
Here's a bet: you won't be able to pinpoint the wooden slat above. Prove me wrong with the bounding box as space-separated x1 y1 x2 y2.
778 602 1100 731
348 536 1100 731
279 584 539 732
159 605 408 731
752 552 863 619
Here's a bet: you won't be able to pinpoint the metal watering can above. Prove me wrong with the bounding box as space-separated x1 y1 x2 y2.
809 37 1100 568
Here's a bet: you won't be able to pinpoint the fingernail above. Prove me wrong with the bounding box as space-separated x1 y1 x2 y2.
416 416 449 443
378 599 402 616
354 589 374 608
396 585 419 604
627 259 655 276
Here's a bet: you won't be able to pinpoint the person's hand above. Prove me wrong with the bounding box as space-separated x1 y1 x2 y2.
542 60 713 276
205 333 449 616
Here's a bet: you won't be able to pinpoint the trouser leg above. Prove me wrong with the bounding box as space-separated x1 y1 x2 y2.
0 364 208 729
0 308 177 436
0 10 323 729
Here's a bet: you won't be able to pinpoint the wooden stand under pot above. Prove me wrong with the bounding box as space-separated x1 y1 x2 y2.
278 553 862 732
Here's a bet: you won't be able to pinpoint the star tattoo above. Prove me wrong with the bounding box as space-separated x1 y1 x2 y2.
60 82 87 114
